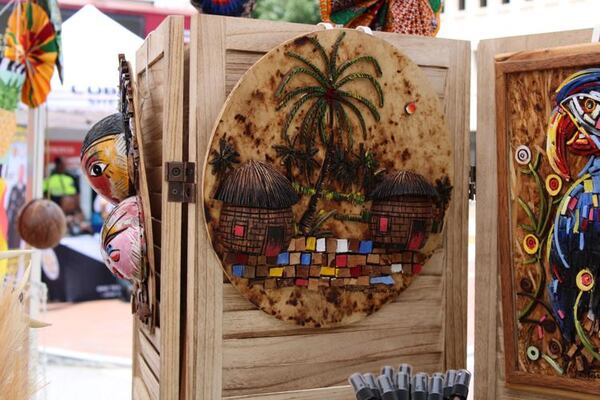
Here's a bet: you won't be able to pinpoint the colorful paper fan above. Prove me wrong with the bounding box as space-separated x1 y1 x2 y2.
34 0 63 82
4 2 58 108
320 0 442 36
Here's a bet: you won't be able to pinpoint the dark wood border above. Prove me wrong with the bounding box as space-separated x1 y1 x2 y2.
496 42 600 395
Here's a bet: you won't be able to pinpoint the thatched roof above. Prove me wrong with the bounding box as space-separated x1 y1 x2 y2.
370 170 437 200
214 160 299 209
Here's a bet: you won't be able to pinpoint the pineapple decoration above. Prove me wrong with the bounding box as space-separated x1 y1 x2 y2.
0 58 25 156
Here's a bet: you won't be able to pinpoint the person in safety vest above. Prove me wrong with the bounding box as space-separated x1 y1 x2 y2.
43 157 79 211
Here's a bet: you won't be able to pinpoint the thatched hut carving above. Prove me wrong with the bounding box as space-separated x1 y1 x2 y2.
214 160 299 256
369 170 438 250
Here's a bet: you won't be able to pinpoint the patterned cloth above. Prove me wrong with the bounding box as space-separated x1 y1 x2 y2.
321 0 442 36
192 0 256 17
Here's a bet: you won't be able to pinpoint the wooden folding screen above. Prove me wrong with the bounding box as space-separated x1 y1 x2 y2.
132 14 470 400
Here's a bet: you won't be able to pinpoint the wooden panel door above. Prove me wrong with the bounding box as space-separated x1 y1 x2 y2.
132 16 185 400
476 29 599 400
186 15 470 400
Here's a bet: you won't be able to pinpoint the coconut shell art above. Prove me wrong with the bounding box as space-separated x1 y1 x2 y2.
81 113 133 204
17 199 66 249
100 196 143 281
203 29 453 327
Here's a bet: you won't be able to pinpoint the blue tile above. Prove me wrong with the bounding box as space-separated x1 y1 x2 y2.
370 275 394 285
232 264 245 277
300 252 311 265
277 252 290 265
594 175 600 191
358 240 373 254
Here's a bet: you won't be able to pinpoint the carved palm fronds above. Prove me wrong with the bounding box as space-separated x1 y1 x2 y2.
209 135 240 179
274 31 384 234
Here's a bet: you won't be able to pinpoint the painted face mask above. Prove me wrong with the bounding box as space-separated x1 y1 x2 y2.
100 196 143 280
81 113 132 203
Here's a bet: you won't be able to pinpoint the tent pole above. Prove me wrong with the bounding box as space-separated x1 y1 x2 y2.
27 105 46 399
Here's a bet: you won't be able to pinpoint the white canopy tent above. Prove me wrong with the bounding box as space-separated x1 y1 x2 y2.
44 4 143 132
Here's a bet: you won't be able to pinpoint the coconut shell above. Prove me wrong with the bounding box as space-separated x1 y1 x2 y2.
17 199 67 249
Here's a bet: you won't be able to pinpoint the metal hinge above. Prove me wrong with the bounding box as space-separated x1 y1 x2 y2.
165 161 196 203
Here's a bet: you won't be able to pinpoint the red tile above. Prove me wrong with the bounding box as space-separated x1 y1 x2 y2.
235 253 249 264
335 254 348 267
379 217 389 233
233 224 245 237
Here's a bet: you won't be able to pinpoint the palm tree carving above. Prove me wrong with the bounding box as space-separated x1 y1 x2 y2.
275 31 384 234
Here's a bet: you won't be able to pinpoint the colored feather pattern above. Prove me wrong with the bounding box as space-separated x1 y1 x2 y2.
547 70 600 344
550 172 600 341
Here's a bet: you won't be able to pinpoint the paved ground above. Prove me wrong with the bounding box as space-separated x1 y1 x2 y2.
39 299 133 359
36 299 132 400
39 363 131 400
33 201 476 399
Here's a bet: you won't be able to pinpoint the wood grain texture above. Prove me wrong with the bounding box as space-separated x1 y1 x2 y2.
138 353 159 400
157 16 185 400
185 14 226 400
133 377 152 400
223 386 353 400
475 29 600 400
185 14 469 399
132 16 185 400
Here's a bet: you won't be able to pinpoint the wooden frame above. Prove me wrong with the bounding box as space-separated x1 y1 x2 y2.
474 29 600 400
131 14 470 400
496 42 600 395
132 16 185 400
185 15 470 400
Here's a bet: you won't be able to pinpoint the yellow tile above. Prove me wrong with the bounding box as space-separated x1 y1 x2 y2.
320 266 336 277
305 237 316 251
585 180 594 193
574 209 580 233
594 195 599 208
269 267 284 277
560 197 570 215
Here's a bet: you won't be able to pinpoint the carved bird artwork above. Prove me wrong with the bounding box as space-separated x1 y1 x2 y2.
546 69 600 347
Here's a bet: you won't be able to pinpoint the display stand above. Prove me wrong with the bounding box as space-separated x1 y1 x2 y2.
131 15 470 400
475 28 600 400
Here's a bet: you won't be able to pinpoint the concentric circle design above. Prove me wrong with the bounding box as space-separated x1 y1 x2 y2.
515 145 532 165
